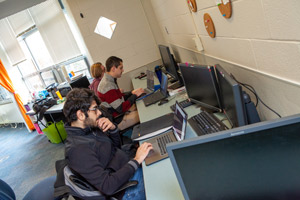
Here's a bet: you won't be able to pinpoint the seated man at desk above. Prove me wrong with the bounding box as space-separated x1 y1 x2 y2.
97 56 144 130
62 88 153 199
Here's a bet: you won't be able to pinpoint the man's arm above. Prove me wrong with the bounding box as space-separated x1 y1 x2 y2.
100 89 136 114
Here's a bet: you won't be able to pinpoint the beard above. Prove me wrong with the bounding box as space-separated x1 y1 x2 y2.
84 117 97 128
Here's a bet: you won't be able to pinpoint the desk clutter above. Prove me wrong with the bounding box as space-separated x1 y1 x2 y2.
129 44 287 199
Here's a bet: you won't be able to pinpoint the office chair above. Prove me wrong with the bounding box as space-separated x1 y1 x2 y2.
54 159 138 200
0 176 59 200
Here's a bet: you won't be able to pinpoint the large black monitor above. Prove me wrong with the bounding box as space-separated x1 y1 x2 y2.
179 63 222 112
69 76 90 89
215 64 247 127
158 45 182 83
167 113 300 200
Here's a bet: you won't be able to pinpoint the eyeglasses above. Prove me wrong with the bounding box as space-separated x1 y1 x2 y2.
88 106 100 112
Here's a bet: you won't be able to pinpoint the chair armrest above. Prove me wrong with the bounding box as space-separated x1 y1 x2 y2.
114 180 138 194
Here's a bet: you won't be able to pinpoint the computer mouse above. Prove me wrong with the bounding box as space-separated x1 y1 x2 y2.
158 99 168 106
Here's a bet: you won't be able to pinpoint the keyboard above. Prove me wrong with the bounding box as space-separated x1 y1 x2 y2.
170 99 194 111
188 111 227 136
157 134 172 155
143 90 167 106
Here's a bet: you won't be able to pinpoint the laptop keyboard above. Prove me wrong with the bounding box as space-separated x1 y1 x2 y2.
144 90 165 103
157 134 173 155
170 99 194 111
189 111 227 136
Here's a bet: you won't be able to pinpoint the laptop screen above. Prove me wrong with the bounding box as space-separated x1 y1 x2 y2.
173 101 188 141
146 70 154 90
160 72 168 96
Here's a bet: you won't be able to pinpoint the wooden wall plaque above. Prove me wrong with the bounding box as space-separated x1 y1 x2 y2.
187 0 197 12
203 13 215 38
217 0 232 18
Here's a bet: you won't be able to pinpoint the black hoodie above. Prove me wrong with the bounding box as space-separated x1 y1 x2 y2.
64 125 139 197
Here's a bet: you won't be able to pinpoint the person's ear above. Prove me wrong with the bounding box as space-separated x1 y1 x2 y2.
111 66 116 73
76 110 86 121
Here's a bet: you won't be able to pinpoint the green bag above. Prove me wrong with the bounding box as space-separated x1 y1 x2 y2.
42 120 67 144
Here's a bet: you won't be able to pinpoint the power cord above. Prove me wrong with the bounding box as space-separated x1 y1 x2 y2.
230 74 281 118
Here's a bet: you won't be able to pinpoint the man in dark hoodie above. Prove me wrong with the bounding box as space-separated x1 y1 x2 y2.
63 88 152 199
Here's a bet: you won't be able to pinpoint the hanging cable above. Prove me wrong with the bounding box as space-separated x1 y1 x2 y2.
230 74 281 118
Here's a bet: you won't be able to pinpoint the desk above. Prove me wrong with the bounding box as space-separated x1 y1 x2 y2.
26 102 65 143
133 78 201 200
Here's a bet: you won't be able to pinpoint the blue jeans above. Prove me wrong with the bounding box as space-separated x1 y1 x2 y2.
122 167 146 200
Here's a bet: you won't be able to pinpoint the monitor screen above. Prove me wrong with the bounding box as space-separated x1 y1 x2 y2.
179 63 221 112
158 45 181 81
167 114 300 200
215 64 247 127
69 76 90 89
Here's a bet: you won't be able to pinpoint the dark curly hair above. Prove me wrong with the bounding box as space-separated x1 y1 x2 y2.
106 56 123 72
63 88 100 123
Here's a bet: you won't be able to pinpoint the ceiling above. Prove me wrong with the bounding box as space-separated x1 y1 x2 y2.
0 0 47 20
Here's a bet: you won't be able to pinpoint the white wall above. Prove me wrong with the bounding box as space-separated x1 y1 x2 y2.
64 0 161 73
148 0 300 120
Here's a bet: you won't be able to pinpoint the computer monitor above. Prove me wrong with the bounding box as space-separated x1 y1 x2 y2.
215 64 247 127
69 76 90 89
179 63 222 112
167 113 300 200
158 45 182 83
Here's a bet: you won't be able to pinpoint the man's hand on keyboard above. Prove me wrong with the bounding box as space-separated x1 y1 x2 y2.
134 142 153 164
132 88 145 97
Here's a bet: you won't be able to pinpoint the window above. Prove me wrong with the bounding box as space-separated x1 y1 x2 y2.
94 17 117 39
16 59 37 76
41 70 56 87
0 86 12 105
24 31 54 69
24 75 45 92
64 57 91 79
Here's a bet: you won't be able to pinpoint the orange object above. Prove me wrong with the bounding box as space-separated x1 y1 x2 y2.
56 91 63 100
71 71 75 76
0 59 35 130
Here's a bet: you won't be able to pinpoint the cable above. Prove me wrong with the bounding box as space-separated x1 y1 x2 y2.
230 74 258 106
230 74 282 118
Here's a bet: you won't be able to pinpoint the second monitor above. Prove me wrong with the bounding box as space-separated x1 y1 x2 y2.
179 63 222 112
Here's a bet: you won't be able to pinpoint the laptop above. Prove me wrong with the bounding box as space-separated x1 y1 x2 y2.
143 101 188 165
136 70 155 101
142 72 168 107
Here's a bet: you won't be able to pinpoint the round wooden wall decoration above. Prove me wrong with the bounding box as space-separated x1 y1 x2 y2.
203 13 215 38
187 0 197 12
217 0 232 18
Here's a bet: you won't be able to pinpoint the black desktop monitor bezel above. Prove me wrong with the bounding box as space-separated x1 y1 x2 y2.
69 76 90 89
215 64 247 127
158 45 181 82
179 63 222 112
167 113 300 200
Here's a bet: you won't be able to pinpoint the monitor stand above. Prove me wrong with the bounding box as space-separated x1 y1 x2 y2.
168 81 183 90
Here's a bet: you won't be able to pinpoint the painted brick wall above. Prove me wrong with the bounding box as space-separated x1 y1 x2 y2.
149 0 300 120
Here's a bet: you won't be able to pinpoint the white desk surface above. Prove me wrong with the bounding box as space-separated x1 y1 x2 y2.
132 78 201 200
25 102 65 116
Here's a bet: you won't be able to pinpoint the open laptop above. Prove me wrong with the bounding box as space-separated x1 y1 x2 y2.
143 101 188 165
142 72 168 107
136 70 155 101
